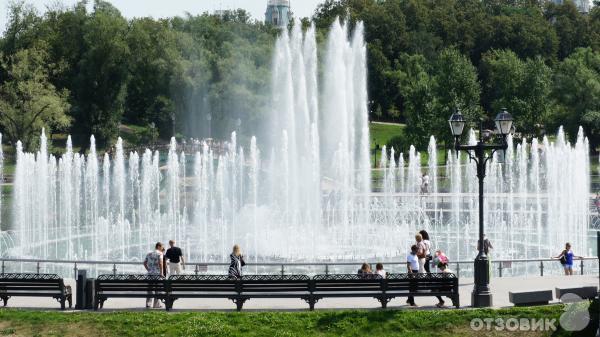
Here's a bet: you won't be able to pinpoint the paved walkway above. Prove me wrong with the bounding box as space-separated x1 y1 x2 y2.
3 275 598 312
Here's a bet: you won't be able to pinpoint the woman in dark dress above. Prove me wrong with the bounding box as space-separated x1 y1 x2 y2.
228 244 245 279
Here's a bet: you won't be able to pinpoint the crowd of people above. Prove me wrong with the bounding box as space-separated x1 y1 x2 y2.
141 233 583 309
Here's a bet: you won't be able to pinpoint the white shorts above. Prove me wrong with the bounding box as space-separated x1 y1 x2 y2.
169 262 182 275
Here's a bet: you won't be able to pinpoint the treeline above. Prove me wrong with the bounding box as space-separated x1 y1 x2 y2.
312 0 600 149
0 0 277 151
0 0 599 153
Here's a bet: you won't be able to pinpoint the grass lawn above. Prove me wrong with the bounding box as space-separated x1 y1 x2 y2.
369 122 405 150
1 304 596 337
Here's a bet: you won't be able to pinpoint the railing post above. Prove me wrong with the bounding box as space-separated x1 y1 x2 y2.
1 260 4 274
73 263 78 281
325 264 329 275
498 261 503 278
456 263 460 278
540 261 544 277
36 262 40 274
194 264 199 275
112 264 117 276
580 259 584 275
281 264 285 276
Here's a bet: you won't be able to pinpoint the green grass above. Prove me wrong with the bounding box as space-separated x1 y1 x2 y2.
369 122 405 150
0 304 595 337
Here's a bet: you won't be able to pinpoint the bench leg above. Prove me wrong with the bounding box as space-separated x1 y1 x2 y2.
376 296 391 309
60 298 66 310
1 296 8 307
165 298 174 311
94 297 99 311
232 298 247 311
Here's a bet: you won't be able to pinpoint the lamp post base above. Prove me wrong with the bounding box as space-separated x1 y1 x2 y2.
472 254 493 308
471 291 493 308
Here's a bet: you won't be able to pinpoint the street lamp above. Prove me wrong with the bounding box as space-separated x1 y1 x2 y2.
206 113 212 139
170 112 176 138
374 143 380 167
448 108 513 308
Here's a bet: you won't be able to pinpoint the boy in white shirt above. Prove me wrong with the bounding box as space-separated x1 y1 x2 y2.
406 244 419 306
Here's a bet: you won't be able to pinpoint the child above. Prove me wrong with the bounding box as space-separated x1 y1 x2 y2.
375 263 386 278
435 262 454 308
406 245 419 306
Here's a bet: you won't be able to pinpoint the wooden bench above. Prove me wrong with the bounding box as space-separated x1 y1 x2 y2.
166 275 312 311
0 273 72 310
94 274 166 310
509 290 553 306
385 273 460 308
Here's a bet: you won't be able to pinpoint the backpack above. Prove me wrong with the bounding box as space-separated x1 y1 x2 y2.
559 250 567 265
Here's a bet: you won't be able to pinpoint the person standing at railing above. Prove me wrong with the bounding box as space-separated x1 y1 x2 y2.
228 244 245 279
553 242 584 276
143 242 164 309
165 240 185 275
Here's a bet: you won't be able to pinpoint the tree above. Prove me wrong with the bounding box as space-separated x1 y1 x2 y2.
71 0 129 149
396 54 438 150
0 48 70 149
125 18 180 138
481 49 551 135
545 1 592 59
431 48 483 143
397 49 482 149
552 48 600 147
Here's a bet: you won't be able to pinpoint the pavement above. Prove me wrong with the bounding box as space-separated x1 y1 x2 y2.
2 275 598 312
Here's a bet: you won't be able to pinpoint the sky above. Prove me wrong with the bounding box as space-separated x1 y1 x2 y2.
0 0 324 33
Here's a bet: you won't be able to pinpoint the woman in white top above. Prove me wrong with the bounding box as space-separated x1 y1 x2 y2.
375 263 386 278
419 230 432 273
415 233 427 273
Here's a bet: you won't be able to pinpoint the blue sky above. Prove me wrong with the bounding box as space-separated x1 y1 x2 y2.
1 0 324 33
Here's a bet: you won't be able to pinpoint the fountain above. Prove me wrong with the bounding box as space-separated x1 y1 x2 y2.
0 19 592 269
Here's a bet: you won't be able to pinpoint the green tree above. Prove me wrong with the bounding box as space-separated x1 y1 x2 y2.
125 18 180 138
397 49 482 149
545 1 592 59
0 48 70 149
431 48 483 142
481 49 551 135
396 54 438 150
552 48 600 147
72 0 129 149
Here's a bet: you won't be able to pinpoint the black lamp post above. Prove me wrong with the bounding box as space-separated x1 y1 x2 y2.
206 113 212 139
170 113 176 138
448 108 513 308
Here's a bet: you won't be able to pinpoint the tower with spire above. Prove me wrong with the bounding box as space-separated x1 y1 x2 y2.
265 0 292 27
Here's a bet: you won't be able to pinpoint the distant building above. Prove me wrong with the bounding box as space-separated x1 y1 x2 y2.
265 0 292 27
550 0 592 13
